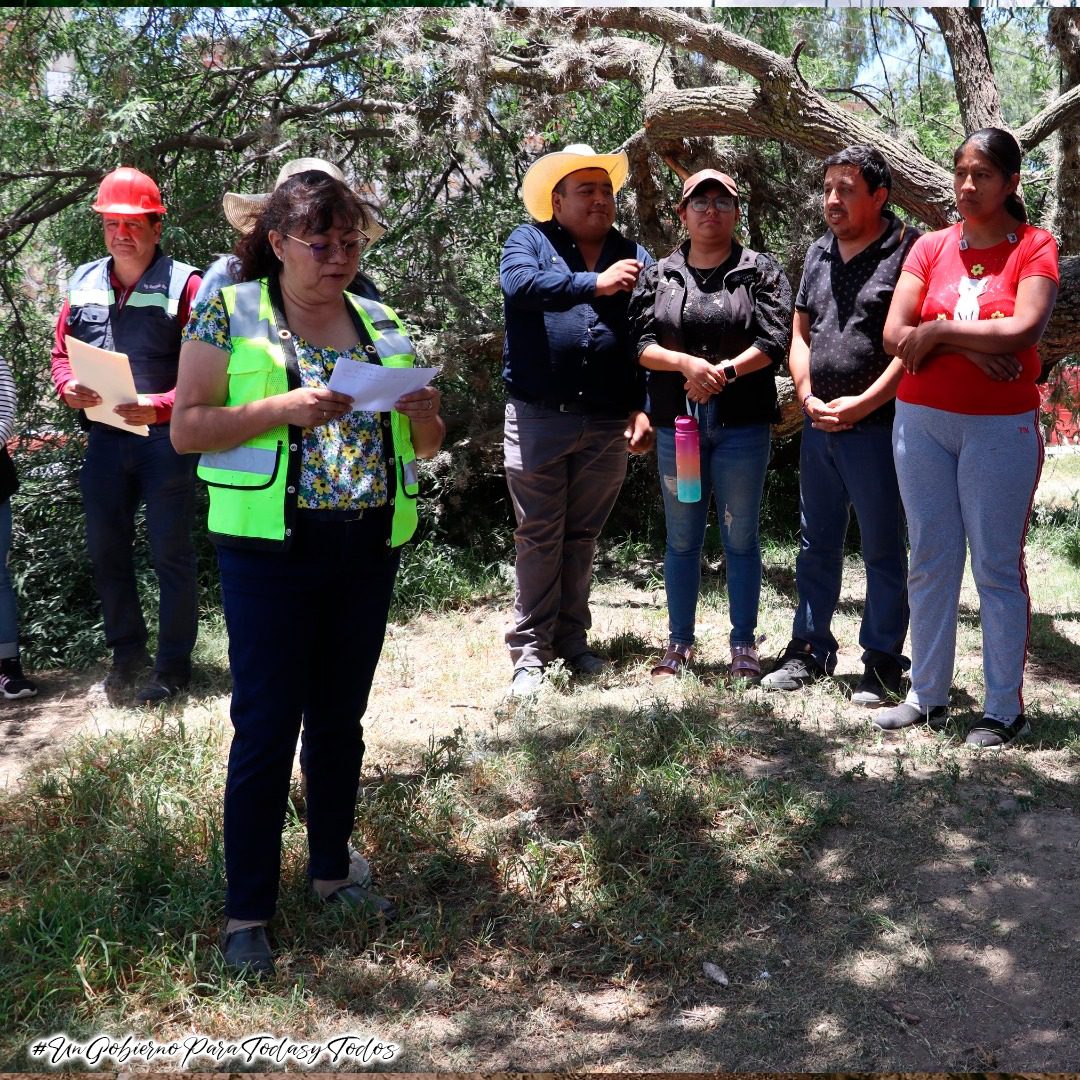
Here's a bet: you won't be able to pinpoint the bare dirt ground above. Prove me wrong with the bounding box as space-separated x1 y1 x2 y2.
3 454 1079 1071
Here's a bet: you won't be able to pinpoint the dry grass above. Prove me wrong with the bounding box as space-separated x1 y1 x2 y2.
1 465 1079 1072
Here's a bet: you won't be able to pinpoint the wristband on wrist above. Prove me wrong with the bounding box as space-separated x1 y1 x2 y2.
801 393 815 414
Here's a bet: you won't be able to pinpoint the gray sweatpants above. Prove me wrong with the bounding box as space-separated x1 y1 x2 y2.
892 401 1043 718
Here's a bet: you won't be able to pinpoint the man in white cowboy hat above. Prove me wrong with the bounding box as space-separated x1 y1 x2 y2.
501 143 654 697
194 156 385 305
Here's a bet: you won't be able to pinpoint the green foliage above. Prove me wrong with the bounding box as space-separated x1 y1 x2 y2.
0 7 1073 666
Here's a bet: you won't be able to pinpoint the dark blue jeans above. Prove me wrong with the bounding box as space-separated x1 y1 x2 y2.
793 418 909 672
656 419 771 647
79 424 197 675
217 510 400 921
0 501 19 659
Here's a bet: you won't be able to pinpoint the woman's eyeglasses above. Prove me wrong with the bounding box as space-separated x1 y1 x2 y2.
286 234 367 262
687 195 737 213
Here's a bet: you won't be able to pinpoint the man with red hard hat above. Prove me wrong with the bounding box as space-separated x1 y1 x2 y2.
51 166 202 703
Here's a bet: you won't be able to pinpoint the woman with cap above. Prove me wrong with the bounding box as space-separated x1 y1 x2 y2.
630 170 792 681
880 128 1058 747
172 170 444 976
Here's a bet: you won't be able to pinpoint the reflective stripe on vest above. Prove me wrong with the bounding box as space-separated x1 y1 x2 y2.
198 279 419 548
199 445 278 478
66 253 198 397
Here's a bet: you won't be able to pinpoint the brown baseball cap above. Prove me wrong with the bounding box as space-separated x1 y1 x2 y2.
681 169 740 202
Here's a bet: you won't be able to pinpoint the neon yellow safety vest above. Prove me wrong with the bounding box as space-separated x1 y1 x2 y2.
197 278 419 550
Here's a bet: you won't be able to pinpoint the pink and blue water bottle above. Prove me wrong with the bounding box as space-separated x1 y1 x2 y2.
674 415 701 503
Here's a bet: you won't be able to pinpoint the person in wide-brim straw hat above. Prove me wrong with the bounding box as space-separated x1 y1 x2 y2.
222 157 386 245
500 140 652 699
194 157 385 308
521 143 629 222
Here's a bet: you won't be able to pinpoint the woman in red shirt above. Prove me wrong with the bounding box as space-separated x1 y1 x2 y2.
880 128 1058 747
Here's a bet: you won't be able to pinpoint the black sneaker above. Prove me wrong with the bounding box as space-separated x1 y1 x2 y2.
0 657 37 700
851 656 904 707
135 672 189 705
760 640 825 691
873 702 949 731
965 714 1030 748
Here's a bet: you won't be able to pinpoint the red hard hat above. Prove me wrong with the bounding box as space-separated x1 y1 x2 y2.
92 167 167 215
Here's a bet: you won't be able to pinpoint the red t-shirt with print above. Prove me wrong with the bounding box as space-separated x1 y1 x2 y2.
895 222 1059 415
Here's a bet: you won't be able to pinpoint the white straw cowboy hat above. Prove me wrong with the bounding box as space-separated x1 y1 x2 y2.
221 157 386 245
521 143 629 222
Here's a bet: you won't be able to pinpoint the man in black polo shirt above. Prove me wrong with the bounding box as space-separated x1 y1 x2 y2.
762 145 919 703
501 144 653 697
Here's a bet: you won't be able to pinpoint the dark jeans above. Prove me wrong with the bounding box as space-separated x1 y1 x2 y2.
218 510 400 920
79 424 198 675
0 501 19 659
792 418 909 673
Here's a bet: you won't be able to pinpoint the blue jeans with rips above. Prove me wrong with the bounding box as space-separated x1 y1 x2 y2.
656 418 771 648
792 418 909 674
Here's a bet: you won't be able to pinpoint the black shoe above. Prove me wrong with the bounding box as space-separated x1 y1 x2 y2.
760 640 826 691
221 925 275 977
873 702 949 731
0 657 37 700
320 881 398 922
965 714 1030 748
851 656 905 707
100 653 151 700
135 672 189 705
567 651 608 677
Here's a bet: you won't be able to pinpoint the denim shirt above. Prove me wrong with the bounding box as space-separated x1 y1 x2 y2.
500 220 652 417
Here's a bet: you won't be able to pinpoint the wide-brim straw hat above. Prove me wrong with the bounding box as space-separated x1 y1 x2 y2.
521 143 629 222
221 156 386 246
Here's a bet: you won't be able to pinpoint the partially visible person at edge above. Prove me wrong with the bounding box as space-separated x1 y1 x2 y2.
50 167 201 705
171 171 444 977
501 143 654 699
0 354 37 700
629 169 792 682
761 146 920 704
195 156 383 307
880 127 1059 748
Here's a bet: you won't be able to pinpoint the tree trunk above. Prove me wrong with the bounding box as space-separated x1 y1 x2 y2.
1040 255 1080 378
643 86 955 228
1050 10 1080 256
931 9 1004 133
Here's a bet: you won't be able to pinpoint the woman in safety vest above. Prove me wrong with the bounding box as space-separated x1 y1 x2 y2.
172 171 444 977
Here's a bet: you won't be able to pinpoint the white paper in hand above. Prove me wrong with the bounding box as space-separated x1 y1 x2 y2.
326 359 439 413
65 336 149 436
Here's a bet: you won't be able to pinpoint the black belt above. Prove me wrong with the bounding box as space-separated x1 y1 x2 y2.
521 396 626 418
296 505 387 523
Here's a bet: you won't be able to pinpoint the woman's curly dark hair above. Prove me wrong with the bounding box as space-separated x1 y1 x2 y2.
234 172 378 282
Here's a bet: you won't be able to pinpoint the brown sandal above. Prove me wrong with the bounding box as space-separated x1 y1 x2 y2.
730 643 762 681
651 643 693 678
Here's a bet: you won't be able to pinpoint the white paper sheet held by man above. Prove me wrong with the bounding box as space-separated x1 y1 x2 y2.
64 336 150 436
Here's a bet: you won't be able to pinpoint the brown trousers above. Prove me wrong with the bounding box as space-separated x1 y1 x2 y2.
503 398 629 670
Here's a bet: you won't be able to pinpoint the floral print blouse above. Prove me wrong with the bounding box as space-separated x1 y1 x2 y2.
183 292 386 510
